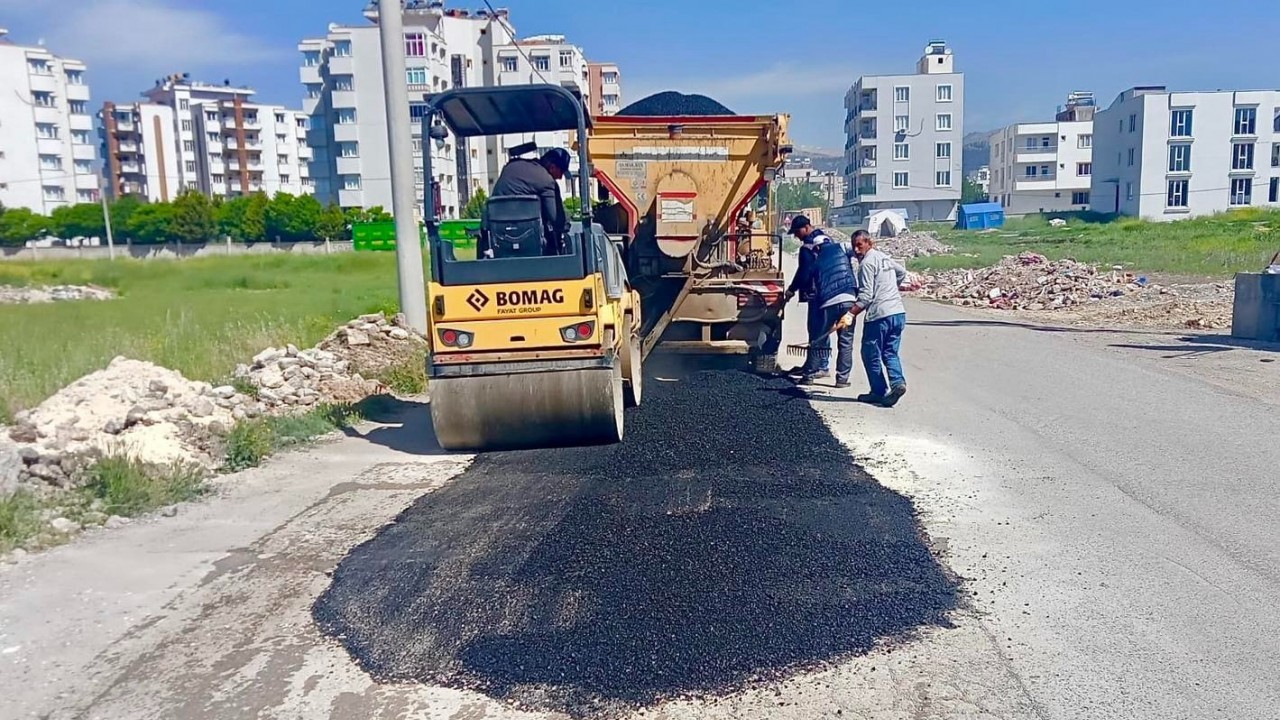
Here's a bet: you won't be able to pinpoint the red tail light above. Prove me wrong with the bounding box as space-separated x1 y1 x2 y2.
561 321 596 343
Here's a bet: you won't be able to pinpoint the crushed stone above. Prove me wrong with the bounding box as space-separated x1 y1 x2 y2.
0 285 115 304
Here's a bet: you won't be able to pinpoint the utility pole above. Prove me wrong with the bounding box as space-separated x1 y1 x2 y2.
377 0 428 333
99 188 115 260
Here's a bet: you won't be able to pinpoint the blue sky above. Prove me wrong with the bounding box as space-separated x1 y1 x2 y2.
3 0 1277 150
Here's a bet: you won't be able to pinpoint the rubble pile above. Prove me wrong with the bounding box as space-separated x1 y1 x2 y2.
3 313 427 497
874 231 954 259
0 284 115 304
915 252 1234 329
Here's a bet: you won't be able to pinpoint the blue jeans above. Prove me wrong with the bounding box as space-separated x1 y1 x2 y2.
804 302 855 380
862 312 906 396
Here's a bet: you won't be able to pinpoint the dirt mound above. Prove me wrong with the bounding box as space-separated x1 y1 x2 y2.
618 91 734 116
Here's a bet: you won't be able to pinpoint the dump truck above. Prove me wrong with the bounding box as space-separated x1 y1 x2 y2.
420 84 789 452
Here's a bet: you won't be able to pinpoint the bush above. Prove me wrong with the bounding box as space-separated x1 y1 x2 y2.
378 349 428 395
223 404 361 471
82 456 207 517
0 490 43 554
224 419 275 472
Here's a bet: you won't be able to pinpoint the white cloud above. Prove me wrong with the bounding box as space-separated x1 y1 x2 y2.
30 0 284 70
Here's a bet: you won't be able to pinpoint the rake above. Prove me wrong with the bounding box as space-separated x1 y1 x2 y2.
784 312 854 360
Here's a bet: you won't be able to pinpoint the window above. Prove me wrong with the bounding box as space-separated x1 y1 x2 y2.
183 140 195 152
500 55 518 73
74 159 92 174
179 99 189 111
894 115 909 132
207 110 219 122
414 169 425 185
936 113 953 131
182 119 192 132
409 103 430 122
404 33 426 57
893 172 909 188
307 83 323 99
936 142 952 159
1025 166 1039 178
36 123 59 139
334 75 354 91
209 153 221 164
893 143 909 160
71 130 90 144
65 100 88 115
297 117 310 130
894 86 910 102
411 138 422 154
1072 191 1090 205
277 134 287 145
560 50 574 68
604 94 619 108
186 182 198 191
78 190 97 203
1170 108 1193 137
1273 144 1280 168
303 51 321 67
1078 134 1093 149
1271 178 1279 203
533 55 551 72
1077 162 1092 176
1230 178 1252 205
342 175 361 190
339 142 359 158
1234 107 1257 136
336 108 356 124
280 175 291 184
935 170 951 186
334 40 352 57
213 174 225 185
936 84 953 102
406 67 428 85
275 113 285 125
1232 142 1254 170
185 161 196 172
28 59 51 74
207 132 220 144
1025 137 1039 150
603 71 619 84
43 186 66 201
39 155 63 170
1128 114 1137 132
32 91 55 107
65 70 84 85
1128 148 1135 166
1126 182 1134 201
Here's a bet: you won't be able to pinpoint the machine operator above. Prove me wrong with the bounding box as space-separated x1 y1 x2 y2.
490 147 572 255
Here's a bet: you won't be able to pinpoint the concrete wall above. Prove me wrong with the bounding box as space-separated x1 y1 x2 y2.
0 241 356 262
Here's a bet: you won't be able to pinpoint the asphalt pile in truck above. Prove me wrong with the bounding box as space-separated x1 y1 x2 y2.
617 91 735 116
314 370 959 718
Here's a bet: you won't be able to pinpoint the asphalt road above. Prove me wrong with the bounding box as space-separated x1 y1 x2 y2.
2 297 1279 719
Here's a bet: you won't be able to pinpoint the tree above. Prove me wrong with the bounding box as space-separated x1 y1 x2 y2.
124 203 173 244
344 205 392 226
243 192 269 242
777 183 828 213
109 195 146 237
169 190 218 243
0 208 49 246
50 203 106 239
563 196 583 219
461 188 487 220
316 203 347 241
217 196 249 240
961 177 988 204
265 192 322 241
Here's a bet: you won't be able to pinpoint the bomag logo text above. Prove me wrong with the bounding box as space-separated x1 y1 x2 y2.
494 288 566 315
496 289 565 307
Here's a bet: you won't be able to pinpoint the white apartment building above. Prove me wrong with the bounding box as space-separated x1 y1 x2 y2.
1092 86 1280 220
102 75 312 202
779 162 846 211
842 40 964 222
988 92 1096 215
0 29 99 214
968 165 990 197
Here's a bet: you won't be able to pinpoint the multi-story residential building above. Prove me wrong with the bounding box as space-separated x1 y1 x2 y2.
1092 86 1280 220
779 160 846 211
967 165 990 197
101 75 312 202
988 91 1096 215
842 40 964 222
588 62 622 116
0 28 99 213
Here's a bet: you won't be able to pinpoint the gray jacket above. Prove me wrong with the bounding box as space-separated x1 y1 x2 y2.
854 248 908 322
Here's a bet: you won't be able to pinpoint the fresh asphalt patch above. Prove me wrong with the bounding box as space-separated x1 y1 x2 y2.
314 370 959 717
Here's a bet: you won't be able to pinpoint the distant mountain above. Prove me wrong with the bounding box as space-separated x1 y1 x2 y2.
962 130 991 175
789 147 844 174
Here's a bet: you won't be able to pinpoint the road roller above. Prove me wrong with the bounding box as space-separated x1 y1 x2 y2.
421 84 643 452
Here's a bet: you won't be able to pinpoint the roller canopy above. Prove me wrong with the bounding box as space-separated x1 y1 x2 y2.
432 84 592 138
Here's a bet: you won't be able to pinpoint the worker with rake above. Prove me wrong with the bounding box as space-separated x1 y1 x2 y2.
848 231 912 407
783 215 858 387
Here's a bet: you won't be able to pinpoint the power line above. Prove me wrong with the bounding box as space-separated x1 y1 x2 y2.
481 0 551 85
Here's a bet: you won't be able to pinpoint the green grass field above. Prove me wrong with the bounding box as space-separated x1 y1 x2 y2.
0 253 413 423
873 208 1280 277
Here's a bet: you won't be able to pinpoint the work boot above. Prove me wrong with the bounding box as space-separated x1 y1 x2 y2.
834 378 852 389
797 373 822 386
882 384 908 407
856 393 885 404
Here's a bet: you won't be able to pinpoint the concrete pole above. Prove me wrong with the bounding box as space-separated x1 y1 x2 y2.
378 0 428 333
99 188 115 261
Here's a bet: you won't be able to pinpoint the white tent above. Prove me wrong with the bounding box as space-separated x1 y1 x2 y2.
867 209 909 238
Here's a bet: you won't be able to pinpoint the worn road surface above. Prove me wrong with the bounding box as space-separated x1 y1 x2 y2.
3 297 1280 719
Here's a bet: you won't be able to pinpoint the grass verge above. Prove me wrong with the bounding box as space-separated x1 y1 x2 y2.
223 403 362 472
911 208 1280 277
0 252 420 420
376 347 429 396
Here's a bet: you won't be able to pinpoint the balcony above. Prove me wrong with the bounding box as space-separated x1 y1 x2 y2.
119 161 142 174
1015 176 1057 190
859 100 877 113
858 185 877 196
860 158 877 169
859 130 878 141
69 114 94 131
114 119 136 132
117 140 139 152
330 90 357 109
1016 146 1058 162
121 182 144 195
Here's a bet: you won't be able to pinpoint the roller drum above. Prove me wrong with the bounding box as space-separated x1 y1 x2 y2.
430 363 624 451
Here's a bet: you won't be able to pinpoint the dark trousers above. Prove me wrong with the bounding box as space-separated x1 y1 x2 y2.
803 301 855 380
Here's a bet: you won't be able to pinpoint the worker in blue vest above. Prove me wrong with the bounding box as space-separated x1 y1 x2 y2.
784 215 858 387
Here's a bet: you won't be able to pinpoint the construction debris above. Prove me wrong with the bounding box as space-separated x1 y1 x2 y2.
914 252 1233 329
824 227 953 260
0 284 115 304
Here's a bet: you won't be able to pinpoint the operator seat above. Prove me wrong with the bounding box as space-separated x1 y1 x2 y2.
481 195 544 258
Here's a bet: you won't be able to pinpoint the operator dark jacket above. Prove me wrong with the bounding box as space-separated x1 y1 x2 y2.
786 243 818 302
491 159 568 239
